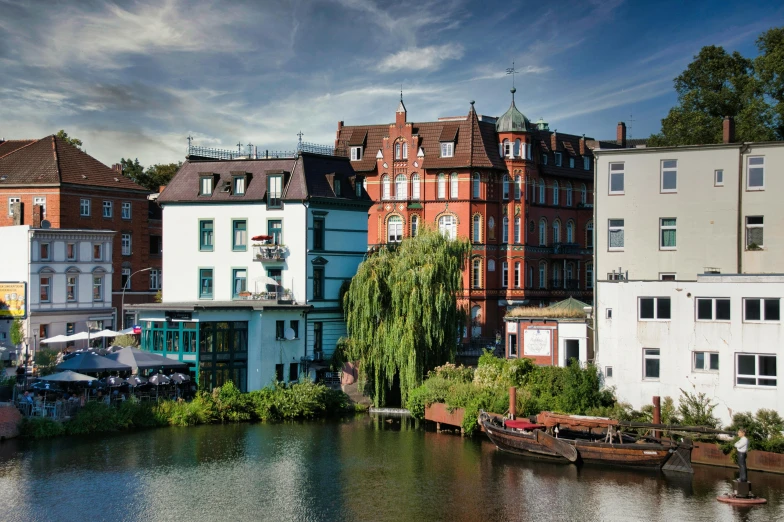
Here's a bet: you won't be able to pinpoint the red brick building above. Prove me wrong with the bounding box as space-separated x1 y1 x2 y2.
334 92 594 348
0 136 160 329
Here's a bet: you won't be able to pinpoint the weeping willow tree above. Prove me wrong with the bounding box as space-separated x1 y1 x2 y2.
341 227 470 406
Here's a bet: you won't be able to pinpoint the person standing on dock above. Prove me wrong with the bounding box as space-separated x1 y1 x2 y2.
734 429 748 482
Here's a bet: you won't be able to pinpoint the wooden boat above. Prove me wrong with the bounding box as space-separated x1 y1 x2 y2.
479 411 689 471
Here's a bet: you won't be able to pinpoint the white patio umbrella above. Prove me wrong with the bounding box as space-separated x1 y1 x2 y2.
92 329 120 338
65 332 90 341
40 334 70 344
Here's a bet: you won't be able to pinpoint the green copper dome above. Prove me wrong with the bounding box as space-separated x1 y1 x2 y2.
496 88 531 133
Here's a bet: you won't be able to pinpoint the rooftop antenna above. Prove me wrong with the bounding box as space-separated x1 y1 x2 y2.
247 142 253 156
237 142 243 154
400 84 403 102
297 131 304 151
628 112 636 141
187 135 193 148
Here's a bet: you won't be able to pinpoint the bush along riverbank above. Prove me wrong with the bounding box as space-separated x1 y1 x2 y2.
19 380 357 440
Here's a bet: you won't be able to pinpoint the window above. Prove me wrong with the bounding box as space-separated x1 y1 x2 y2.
200 176 213 196
552 181 558 205
581 183 587 205
552 221 560 244
121 268 130 289
437 173 446 199
266 268 282 290
440 142 453 158
502 174 510 200
150 235 162 256
502 139 511 157
502 217 509 244
121 233 132 255
538 179 545 202
514 217 521 244
356 178 362 197
232 220 247 251
275 364 284 382
565 182 572 206
660 218 677 250
472 215 481 243
736 353 776 387
514 176 522 200
694 352 719 372
566 221 574 244
747 156 764 189
268 219 283 245
538 263 546 288
508 333 518 357
438 215 456 240
472 173 481 199
609 163 624 194
605 366 613 378
40 242 50 261
450 173 458 199
232 269 247 298
472 259 481 288
586 222 593 248
411 174 420 200
715 169 724 187
661 160 677 192
66 274 77 302
487 216 494 240
403 143 408 159
289 363 299 383
121 202 132 220
267 175 282 208
411 215 419 237
744 298 780 322
569 157 574 168
639 297 671 320
93 275 103 301
199 220 214 251
643 349 660 379
275 320 286 340
40 276 50 302
584 157 590 170
555 152 562 166
7 197 20 217
395 142 401 160
350 146 362 161
33 196 45 216
233 176 245 195
313 267 324 299
606 308 612 319
80 198 90 216
150 269 161 290
313 217 325 250
608 219 624 250
746 216 763 249
514 262 521 288
388 216 403 243
488 260 496 272
199 269 213 298
502 262 508 287
514 139 521 157
103 201 113 218
313 322 323 353
395 174 407 200
660 273 676 281
695 298 730 321
290 320 299 339
527 265 533 288
586 263 593 289
539 219 547 246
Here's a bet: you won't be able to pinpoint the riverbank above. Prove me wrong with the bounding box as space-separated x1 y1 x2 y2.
17 380 359 440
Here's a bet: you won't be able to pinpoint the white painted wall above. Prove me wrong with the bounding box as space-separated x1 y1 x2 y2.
558 321 588 366
596 275 784 424
741 143 784 274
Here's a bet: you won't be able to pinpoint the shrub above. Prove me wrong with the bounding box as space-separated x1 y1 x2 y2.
66 402 121 435
34 349 59 377
19 417 65 439
113 334 139 347
678 389 719 428
724 409 784 454
212 381 252 423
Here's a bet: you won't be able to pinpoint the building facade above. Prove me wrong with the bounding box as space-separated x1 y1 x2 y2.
0 225 115 362
334 93 595 349
0 136 159 326
128 152 371 390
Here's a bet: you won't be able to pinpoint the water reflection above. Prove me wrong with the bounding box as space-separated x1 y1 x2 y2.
0 417 782 522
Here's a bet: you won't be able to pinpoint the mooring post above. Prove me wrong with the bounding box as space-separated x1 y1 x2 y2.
436 422 441 432
509 386 516 419
652 396 661 438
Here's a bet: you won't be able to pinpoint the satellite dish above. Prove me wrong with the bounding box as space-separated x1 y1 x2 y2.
41 220 51 229
284 328 296 341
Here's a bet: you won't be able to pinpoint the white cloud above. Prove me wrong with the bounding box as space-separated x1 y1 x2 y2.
376 44 464 72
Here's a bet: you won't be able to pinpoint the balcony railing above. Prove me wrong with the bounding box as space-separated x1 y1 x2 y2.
234 289 294 304
253 244 288 262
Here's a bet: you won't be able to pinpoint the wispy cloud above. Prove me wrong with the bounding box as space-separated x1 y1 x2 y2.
376 44 465 72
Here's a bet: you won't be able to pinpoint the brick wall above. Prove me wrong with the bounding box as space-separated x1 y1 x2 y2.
0 187 62 227
0 403 22 440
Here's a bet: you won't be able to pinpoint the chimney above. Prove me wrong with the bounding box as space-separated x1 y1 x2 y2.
158 185 166 193
32 204 42 228
550 131 557 152
11 201 22 225
579 135 585 155
112 163 122 173
617 122 627 148
723 116 735 144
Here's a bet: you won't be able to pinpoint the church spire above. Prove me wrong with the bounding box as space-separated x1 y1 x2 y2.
397 86 406 114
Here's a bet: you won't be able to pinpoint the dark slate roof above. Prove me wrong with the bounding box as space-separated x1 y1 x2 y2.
0 136 148 191
158 152 372 204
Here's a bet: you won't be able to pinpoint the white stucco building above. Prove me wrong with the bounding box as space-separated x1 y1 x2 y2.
128 152 371 391
0 225 115 363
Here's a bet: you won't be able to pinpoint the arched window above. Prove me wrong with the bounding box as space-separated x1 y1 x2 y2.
502 174 510 199
539 219 547 246
552 181 559 205
552 263 561 288
514 217 521 243
538 179 545 202
411 215 419 237
411 173 420 200
566 221 574 243
513 139 521 157
450 172 458 199
437 173 446 199
388 216 403 243
553 220 561 244
488 216 495 240
514 175 522 199
503 139 511 157
471 305 482 336
539 262 547 289
472 260 482 289
529 178 536 203
586 262 594 289
565 181 573 206
586 221 594 248
502 261 508 287
395 174 407 200
403 142 408 159
438 214 456 240
472 214 481 243
382 175 391 200
488 259 496 271
514 262 521 288
472 172 481 199
502 217 509 244
581 183 587 205
527 265 533 288
395 143 401 160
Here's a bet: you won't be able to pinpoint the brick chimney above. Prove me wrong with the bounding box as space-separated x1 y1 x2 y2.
112 163 122 173
550 131 557 152
579 135 585 155
32 204 42 228
158 185 166 193
11 201 22 225
617 122 627 148
723 116 735 144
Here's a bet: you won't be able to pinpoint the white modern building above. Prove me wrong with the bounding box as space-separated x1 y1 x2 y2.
593 125 784 423
128 151 372 391
0 225 115 363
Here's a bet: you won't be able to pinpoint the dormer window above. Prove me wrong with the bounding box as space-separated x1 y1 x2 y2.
200 176 213 196
267 175 282 208
569 157 574 168
351 146 363 161
542 154 548 165
555 152 562 166
334 179 341 196
233 175 246 195
584 157 590 170
440 142 454 158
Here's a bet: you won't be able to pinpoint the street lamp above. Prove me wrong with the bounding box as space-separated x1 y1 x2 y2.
122 267 153 330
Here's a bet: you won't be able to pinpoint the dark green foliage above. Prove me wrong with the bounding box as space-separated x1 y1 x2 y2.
34 349 59 377
677 389 719 428
113 334 139 347
55 130 82 149
120 157 183 192
722 409 784 454
19 417 65 438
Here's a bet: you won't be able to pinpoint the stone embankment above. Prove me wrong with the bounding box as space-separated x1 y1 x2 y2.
0 403 22 440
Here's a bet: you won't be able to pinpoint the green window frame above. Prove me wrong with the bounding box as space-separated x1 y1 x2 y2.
232 268 247 298
199 268 213 299
199 219 214 251
232 219 247 251
312 267 324 300
313 217 325 250
268 219 283 245
267 175 282 208
233 175 246 195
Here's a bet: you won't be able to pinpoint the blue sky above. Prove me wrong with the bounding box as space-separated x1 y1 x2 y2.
1 0 783 167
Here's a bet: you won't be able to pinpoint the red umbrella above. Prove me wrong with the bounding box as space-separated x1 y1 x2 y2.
252 235 273 241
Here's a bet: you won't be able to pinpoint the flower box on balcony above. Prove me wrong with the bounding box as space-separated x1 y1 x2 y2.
253 244 288 262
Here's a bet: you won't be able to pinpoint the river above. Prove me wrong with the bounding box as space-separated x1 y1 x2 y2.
0 415 782 521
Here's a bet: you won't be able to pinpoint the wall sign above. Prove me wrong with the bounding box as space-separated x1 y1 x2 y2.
524 328 551 356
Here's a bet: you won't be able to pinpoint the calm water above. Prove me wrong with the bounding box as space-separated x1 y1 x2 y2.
1 415 782 522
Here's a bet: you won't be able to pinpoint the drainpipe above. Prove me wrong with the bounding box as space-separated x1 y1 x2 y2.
736 144 750 274
592 153 598 368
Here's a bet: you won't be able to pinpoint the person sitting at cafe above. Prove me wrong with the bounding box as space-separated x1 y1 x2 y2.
23 391 33 404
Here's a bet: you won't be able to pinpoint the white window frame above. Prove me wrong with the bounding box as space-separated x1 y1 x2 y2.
743 298 780 323
695 297 731 321
350 146 363 161
440 142 454 158
538 263 546 289
395 174 407 200
39 275 51 303
121 268 131 290
437 174 446 199
502 217 509 244
121 233 132 256
538 180 545 202
472 173 481 199
514 176 522 200
552 181 559 205
149 269 161 290
659 273 676 281
514 217 521 244
659 218 677 250
388 216 403 243
438 215 456 240
583 157 590 170
382 175 391 200
234 176 245 195
502 175 510 200
121 201 132 220
714 169 724 187
472 215 481 243
472 260 482 289
565 183 572 206
488 259 495 272
93 275 103 302
80 198 91 217
745 216 763 249
608 219 624 251
643 348 661 380
747 156 764 190
8 197 20 217
580 184 587 205
33 196 46 215
609 162 624 195
735 353 777 387
103 200 113 218
586 263 593 289
200 177 213 195
660 159 677 193
555 152 562 166
693 351 719 372
538 219 546 246
411 174 420 200
638 297 671 321
450 173 458 199
514 262 521 288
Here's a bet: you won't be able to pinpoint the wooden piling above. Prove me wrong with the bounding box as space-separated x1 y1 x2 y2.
652 396 661 438
509 387 516 419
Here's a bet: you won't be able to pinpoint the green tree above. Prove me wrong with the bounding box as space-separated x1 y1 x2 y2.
120 157 145 185
55 130 83 149
34 349 59 376
341 228 470 406
10 318 24 346
755 27 784 139
113 334 139 347
120 158 182 192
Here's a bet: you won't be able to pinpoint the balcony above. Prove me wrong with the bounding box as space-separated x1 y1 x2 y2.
548 279 582 292
253 244 288 262
234 288 295 305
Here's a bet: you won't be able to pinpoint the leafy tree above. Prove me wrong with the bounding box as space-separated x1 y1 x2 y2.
119 158 182 192
113 334 139 347
120 157 145 185
677 389 719 428
341 228 470 406
10 318 24 346
34 349 59 376
755 27 784 139
55 130 83 149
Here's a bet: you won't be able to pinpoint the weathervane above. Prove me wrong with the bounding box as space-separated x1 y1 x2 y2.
506 61 518 90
